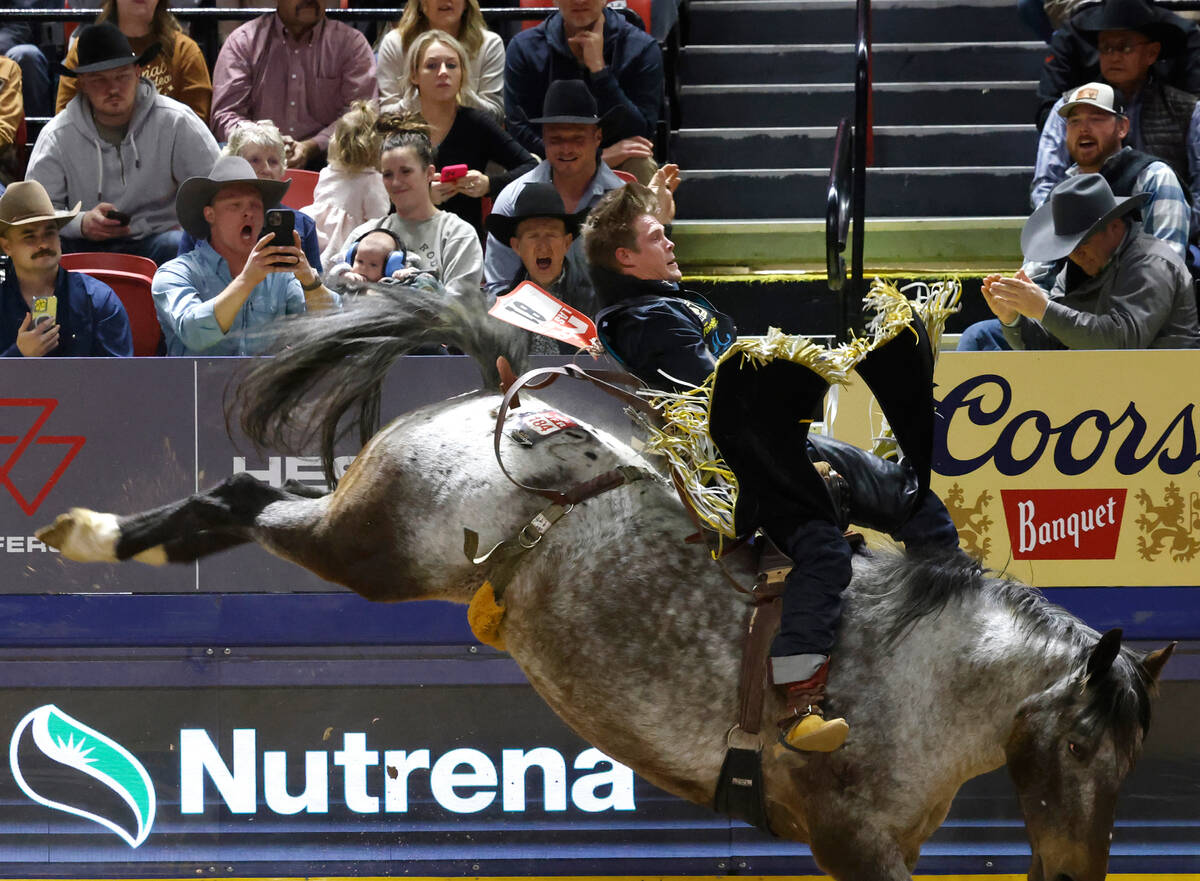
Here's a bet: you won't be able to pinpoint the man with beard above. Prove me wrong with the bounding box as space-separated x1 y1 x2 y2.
210 0 376 170
0 181 132 358
1033 0 1200 226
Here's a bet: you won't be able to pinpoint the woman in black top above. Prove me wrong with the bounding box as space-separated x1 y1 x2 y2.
407 29 537 236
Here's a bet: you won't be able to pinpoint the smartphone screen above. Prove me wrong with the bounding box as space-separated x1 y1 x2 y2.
265 209 295 248
31 296 57 326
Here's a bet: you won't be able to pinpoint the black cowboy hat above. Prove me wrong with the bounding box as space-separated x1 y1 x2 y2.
175 155 291 240
60 22 161 77
1021 173 1149 262
1074 0 1188 55
528 80 624 131
486 182 585 243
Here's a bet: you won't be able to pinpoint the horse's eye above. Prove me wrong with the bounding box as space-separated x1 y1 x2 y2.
1067 741 1084 759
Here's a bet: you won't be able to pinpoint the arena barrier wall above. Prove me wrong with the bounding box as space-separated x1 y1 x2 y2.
0 355 1195 877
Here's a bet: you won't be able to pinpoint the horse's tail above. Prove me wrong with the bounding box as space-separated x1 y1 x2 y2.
227 283 530 483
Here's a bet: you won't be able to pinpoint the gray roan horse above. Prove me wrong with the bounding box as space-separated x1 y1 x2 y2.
37 287 1173 881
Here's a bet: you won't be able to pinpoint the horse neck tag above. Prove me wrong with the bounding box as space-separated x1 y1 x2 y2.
490 281 600 351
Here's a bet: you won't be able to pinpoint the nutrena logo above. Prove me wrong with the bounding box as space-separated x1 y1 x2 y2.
9 705 155 847
1000 489 1127 559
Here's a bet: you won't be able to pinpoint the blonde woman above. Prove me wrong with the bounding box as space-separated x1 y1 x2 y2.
56 0 212 121
177 119 324 271
403 31 535 235
302 101 392 269
376 0 504 121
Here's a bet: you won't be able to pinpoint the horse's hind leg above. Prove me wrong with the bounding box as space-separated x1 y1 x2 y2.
38 473 317 565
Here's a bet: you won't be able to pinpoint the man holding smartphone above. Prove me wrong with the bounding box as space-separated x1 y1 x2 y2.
152 156 336 356
0 180 132 358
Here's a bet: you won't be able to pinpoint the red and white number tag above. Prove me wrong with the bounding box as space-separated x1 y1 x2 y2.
490 281 599 351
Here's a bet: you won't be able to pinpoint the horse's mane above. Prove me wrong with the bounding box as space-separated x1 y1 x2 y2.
868 551 1154 760
226 282 530 483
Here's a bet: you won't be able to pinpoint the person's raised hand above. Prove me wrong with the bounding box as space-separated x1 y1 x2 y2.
284 137 319 170
988 269 1048 321
649 162 680 224
568 17 606 72
239 233 299 287
286 230 320 288
458 169 489 199
430 172 457 205
601 136 653 168
16 312 60 357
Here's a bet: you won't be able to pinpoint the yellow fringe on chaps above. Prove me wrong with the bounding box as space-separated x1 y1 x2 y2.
468 581 507 651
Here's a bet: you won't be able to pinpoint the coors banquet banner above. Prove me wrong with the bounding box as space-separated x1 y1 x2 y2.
836 350 1200 587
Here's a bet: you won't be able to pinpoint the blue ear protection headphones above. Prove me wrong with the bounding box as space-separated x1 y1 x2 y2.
345 228 407 276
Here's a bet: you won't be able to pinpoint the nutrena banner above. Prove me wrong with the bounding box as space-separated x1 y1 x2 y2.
835 350 1200 587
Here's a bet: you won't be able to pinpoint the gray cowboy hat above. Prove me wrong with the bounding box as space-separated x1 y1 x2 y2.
528 79 623 131
175 155 290 240
486 182 584 243
60 22 161 77
1021 173 1148 262
0 180 80 234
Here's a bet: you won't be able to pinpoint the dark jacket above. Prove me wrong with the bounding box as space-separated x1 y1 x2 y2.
2 266 133 357
504 7 663 157
591 265 735 390
1036 10 1200 130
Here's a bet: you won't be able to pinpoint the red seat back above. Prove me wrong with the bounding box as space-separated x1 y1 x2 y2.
59 252 158 282
612 169 638 184
69 268 162 356
282 168 320 210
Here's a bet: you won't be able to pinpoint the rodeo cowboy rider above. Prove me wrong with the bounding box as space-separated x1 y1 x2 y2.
581 183 962 753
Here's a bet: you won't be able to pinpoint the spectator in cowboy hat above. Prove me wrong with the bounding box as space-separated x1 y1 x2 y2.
1034 0 1200 209
26 23 219 266
0 180 132 357
969 173 1199 350
151 155 336 356
484 181 593 353
504 0 663 179
483 80 678 289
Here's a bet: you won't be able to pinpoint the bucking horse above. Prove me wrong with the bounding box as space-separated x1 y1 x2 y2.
37 285 1174 881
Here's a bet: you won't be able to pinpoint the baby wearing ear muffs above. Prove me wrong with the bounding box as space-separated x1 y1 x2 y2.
325 228 435 293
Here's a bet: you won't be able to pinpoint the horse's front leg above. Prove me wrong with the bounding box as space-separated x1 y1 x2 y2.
809 824 917 881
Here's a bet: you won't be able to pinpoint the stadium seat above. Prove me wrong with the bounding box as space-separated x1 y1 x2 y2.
612 169 638 184
59 252 157 282
282 168 319 210
69 268 163 356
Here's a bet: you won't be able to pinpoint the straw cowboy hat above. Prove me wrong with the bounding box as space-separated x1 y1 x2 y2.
0 181 80 234
59 22 160 77
486 182 585 243
175 155 290 240
1021 173 1149 261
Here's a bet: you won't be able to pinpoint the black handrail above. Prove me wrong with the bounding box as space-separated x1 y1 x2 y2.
846 0 870 341
0 6 553 21
825 118 852 291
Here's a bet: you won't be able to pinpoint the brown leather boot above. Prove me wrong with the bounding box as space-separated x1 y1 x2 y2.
779 658 849 753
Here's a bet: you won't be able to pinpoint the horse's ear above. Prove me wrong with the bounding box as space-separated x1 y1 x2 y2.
1086 628 1123 682
1142 641 1177 684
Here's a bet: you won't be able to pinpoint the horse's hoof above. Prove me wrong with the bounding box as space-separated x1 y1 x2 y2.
35 508 120 562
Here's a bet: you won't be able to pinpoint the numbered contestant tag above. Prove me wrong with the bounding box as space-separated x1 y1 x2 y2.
490 281 599 350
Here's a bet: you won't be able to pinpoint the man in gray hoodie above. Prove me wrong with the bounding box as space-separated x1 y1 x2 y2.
26 24 219 266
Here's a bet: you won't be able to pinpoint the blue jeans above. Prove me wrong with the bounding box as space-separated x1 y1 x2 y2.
956 318 1014 351
0 38 51 118
62 230 184 267
763 518 853 664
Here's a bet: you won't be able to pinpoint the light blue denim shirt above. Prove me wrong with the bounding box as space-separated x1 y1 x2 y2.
152 239 331 356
